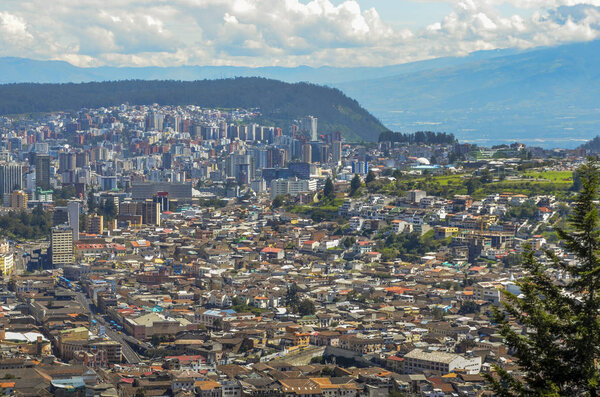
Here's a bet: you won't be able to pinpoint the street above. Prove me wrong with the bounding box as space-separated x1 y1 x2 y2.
74 291 141 364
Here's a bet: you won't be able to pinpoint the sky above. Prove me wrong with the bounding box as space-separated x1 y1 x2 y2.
1 0 600 68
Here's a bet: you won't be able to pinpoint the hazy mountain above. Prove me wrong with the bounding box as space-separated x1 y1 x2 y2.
0 78 386 142
335 40 600 148
0 49 517 85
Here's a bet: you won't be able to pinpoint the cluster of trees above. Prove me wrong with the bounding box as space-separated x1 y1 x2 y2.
285 284 316 316
88 194 118 223
53 185 78 204
231 296 267 316
374 230 451 262
350 174 362 196
502 200 540 221
197 198 227 208
0 78 386 142
378 131 456 145
0 207 52 239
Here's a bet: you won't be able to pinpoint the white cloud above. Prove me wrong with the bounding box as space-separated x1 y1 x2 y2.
0 0 599 67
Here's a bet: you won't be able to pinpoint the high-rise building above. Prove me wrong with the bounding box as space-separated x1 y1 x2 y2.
0 252 13 276
162 152 172 169
119 199 161 226
58 152 76 172
0 241 13 276
35 154 51 190
270 177 317 199
0 163 22 198
320 144 330 164
9 190 28 209
86 213 104 235
67 201 80 241
332 140 342 165
302 116 318 141
301 144 312 164
153 192 169 212
51 225 74 268
75 151 89 168
142 199 161 226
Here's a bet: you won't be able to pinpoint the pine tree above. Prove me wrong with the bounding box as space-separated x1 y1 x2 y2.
486 160 600 396
350 174 361 196
324 177 335 199
365 170 376 184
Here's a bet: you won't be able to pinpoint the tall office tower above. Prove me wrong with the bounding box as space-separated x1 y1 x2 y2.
301 144 312 164
142 199 161 226
302 116 318 141
320 145 330 164
75 151 89 168
67 201 80 241
332 140 342 165
219 121 228 139
162 152 173 169
310 142 322 163
9 190 28 209
58 152 76 172
153 192 169 212
86 213 104 235
51 225 74 268
35 154 51 190
238 125 248 141
0 163 22 198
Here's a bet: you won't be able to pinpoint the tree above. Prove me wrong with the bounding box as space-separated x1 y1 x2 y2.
486 160 600 396
271 195 284 208
87 188 96 212
285 283 300 310
458 300 479 315
480 168 493 183
298 299 316 316
365 170 376 184
350 174 361 196
465 177 481 195
212 318 223 330
324 177 335 199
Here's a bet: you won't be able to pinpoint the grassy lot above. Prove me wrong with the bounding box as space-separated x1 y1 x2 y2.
521 170 573 182
473 179 572 199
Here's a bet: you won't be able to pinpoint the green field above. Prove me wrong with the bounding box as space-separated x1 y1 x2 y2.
522 170 573 182
370 169 574 201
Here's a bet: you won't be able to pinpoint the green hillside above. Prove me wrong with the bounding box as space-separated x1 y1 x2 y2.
0 78 386 142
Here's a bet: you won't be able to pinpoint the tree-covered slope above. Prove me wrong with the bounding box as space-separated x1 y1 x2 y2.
0 78 386 142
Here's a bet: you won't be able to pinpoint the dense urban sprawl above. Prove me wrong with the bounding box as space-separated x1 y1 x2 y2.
0 104 590 396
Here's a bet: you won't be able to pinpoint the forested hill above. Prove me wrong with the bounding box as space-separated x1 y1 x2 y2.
0 78 387 142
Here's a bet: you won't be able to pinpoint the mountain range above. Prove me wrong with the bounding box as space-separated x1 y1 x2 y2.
1 40 599 147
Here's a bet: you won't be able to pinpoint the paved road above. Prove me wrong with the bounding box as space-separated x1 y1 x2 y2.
74 292 141 364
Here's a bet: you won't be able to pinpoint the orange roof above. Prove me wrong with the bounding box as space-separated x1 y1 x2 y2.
261 247 282 253
385 287 412 294
131 240 151 248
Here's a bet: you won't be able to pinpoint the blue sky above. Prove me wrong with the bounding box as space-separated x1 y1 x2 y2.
0 0 599 67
